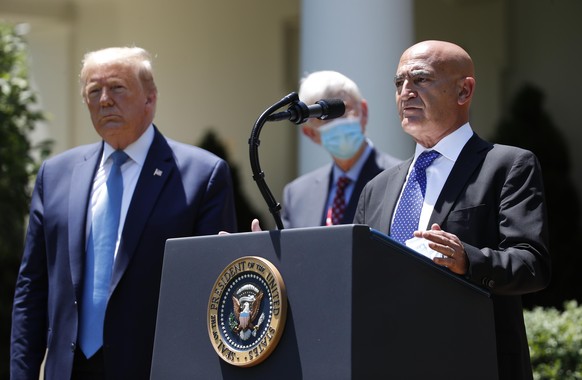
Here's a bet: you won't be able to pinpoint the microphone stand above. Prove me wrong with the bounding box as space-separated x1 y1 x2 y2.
249 92 300 230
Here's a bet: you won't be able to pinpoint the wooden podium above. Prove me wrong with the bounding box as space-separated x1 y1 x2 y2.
150 225 498 379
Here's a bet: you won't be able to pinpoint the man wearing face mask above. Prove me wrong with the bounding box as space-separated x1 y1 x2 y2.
282 71 401 228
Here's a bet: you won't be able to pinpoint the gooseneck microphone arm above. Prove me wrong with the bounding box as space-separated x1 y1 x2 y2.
249 92 299 230
249 92 345 230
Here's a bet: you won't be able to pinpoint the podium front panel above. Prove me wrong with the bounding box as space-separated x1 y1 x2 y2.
151 225 497 379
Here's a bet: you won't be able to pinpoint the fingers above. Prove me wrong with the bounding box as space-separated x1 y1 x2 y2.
417 224 467 275
413 223 441 238
251 219 262 232
429 223 442 232
419 227 457 257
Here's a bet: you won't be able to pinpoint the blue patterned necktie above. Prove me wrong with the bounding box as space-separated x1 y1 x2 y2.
79 150 128 358
391 150 441 244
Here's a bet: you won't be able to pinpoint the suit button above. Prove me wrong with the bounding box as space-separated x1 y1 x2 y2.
482 277 495 288
70 342 76 352
481 277 495 288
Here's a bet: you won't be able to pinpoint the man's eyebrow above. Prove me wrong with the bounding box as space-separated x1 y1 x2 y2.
85 81 100 88
394 69 432 82
410 69 431 76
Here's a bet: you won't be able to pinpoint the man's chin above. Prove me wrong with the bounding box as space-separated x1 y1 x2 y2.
402 120 430 138
401 118 422 130
99 121 125 131
96 123 127 139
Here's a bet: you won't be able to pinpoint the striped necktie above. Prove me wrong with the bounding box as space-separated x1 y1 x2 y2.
79 150 128 358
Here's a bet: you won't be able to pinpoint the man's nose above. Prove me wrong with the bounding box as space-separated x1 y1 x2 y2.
99 88 113 105
400 80 416 99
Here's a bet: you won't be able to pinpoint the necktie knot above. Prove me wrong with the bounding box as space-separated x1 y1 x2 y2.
414 150 440 171
110 150 129 167
336 176 350 191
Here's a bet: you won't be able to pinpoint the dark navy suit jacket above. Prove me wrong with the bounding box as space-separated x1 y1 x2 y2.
11 127 237 380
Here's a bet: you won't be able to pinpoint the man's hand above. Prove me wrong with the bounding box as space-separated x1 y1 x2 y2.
414 224 468 275
219 218 263 235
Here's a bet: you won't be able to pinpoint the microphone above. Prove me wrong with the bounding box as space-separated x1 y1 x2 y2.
267 99 345 124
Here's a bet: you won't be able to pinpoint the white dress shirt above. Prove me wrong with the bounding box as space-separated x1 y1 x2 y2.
393 123 474 232
86 124 155 259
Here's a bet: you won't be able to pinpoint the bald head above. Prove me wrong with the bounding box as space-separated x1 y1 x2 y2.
401 40 474 79
394 40 476 147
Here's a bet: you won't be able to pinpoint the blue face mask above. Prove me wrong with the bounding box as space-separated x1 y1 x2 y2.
319 118 365 160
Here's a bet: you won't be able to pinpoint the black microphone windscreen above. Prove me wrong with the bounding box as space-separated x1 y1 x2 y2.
317 99 345 120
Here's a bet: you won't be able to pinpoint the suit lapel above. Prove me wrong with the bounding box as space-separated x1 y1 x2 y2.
69 143 102 299
313 167 332 226
429 134 492 226
378 159 411 234
343 148 383 223
110 129 174 293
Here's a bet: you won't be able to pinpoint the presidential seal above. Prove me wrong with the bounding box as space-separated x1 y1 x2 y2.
207 256 287 367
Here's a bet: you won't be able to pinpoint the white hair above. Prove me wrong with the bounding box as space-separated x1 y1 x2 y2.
298 70 363 106
79 46 157 97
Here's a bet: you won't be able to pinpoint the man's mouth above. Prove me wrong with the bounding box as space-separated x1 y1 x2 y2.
100 114 120 121
402 106 422 116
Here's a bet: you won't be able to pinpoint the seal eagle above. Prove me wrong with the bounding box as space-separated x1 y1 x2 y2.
232 291 263 333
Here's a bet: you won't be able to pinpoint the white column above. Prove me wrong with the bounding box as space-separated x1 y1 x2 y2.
299 0 414 174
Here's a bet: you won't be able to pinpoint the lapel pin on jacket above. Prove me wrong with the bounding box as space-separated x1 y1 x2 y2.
153 169 163 177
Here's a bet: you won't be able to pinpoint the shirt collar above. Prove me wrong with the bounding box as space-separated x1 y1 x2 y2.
414 122 473 163
102 124 155 166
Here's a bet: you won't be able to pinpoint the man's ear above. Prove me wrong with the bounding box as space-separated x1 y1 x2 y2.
458 77 475 105
145 90 157 105
301 124 314 138
360 99 369 132
301 124 321 144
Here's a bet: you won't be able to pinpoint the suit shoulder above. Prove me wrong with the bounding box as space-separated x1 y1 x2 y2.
366 159 407 187
466 132 535 162
488 143 540 165
374 149 402 169
367 165 395 186
43 142 101 168
491 142 534 155
166 138 226 167
284 164 331 191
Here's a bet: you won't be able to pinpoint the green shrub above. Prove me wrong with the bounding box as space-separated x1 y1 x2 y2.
1 21 50 379
524 301 582 379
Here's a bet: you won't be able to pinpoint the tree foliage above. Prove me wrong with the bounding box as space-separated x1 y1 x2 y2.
0 21 50 379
